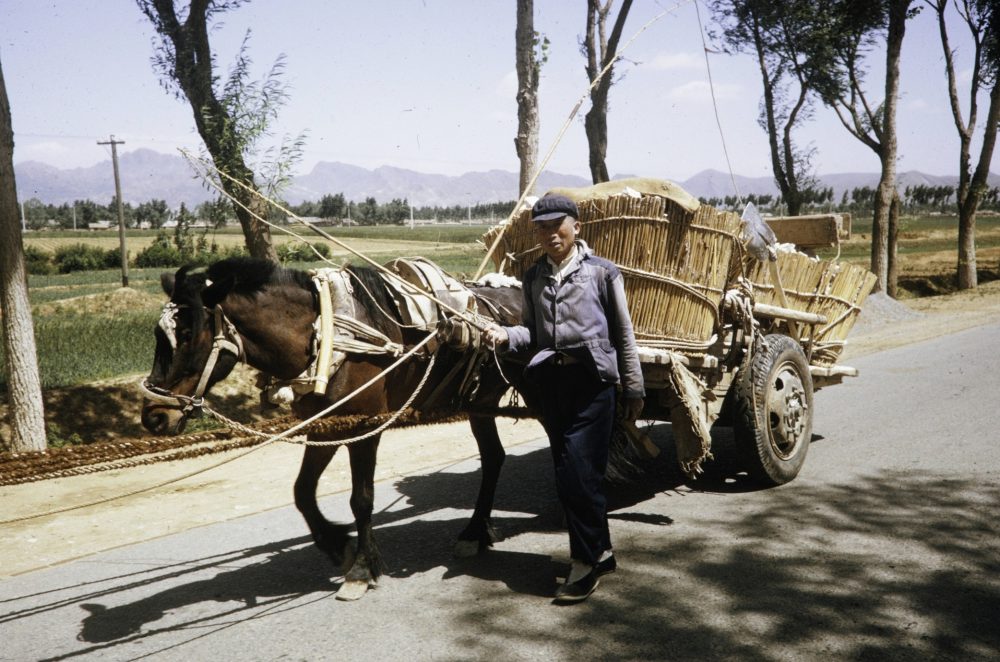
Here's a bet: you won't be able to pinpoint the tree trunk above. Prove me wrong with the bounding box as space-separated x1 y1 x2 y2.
142 0 277 262
514 0 540 196
584 105 610 184
956 77 1000 289
887 193 900 298
869 0 910 295
956 203 977 289
0 58 46 453
870 177 891 292
583 0 632 185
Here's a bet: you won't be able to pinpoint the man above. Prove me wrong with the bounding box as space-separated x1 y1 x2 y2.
486 193 645 603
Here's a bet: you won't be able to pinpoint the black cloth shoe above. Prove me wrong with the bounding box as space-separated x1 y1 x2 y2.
554 568 599 603
595 554 616 577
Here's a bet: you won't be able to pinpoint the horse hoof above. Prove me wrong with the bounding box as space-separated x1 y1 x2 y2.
339 541 357 575
335 579 373 601
453 539 481 558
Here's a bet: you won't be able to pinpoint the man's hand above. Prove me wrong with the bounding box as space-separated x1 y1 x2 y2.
484 325 509 350
622 397 644 422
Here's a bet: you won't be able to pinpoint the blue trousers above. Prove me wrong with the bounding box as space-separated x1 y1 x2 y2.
536 362 616 565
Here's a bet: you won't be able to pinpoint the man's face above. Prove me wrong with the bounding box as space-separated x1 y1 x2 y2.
534 215 580 263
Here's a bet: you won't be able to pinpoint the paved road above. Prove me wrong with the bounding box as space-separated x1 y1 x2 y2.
2 323 999 661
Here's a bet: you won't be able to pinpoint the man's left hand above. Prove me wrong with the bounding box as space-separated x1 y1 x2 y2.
622 397 644 422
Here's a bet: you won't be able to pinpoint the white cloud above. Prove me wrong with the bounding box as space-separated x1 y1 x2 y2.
647 52 702 71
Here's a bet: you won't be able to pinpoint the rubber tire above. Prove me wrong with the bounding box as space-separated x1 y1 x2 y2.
732 334 813 486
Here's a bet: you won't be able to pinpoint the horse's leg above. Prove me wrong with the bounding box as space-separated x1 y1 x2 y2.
454 414 506 557
336 434 382 601
294 443 353 567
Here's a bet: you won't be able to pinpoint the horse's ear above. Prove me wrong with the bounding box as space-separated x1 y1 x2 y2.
202 274 235 308
160 272 175 297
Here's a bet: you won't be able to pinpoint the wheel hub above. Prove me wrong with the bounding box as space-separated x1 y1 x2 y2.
768 365 808 458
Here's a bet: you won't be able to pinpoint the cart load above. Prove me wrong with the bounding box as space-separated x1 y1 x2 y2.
481 178 876 366
480 178 877 486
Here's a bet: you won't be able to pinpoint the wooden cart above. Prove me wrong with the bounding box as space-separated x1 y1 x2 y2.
482 179 876 485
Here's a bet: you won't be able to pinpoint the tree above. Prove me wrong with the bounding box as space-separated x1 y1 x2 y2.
515 0 548 195
710 0 828 215
137 0 281 262
927 0 1000 290
811 0 916 295
382 198 410 225
357 197 379 225
173 202 196 257
318 193 347 220
582 0 633 184
196 197 231 228
135 198 172 229
0 56 46 452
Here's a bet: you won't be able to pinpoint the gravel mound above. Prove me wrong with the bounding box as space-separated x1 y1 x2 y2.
850 292 923 336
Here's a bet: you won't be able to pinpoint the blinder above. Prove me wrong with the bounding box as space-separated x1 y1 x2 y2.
140 303 244 414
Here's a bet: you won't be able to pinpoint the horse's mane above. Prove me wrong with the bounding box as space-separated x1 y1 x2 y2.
344 264 403 334
175 258 402 339
205 257 313 294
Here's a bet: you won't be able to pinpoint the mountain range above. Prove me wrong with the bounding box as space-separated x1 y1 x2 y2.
13 148 998 209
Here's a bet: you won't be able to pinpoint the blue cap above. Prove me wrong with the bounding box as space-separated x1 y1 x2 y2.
532 194 579 222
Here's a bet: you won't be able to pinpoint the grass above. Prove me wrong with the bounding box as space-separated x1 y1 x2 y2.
0 310 157 390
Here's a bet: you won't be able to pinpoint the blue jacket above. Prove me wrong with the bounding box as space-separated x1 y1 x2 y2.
506 241 645 400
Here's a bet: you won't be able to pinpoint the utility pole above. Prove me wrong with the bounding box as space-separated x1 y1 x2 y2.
98 135 129 287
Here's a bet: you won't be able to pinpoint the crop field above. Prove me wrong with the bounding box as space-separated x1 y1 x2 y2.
23 223 494 254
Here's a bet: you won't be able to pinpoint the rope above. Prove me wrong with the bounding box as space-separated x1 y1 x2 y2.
180 151 494 334
694 0 742 202
0 333 438 524
204 346 438 447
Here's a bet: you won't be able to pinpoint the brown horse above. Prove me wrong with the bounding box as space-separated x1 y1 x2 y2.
140 257 533 600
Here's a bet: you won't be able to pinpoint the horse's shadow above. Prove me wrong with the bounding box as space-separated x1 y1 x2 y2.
74 422 746 646
75 537 330 646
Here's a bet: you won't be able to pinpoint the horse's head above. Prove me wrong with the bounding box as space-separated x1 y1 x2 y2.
140 264 244 435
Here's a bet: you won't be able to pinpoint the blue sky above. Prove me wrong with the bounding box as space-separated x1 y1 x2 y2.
1 0 995 182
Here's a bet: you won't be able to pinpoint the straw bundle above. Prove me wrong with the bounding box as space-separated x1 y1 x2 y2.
744 251 877 365
482 182 742 344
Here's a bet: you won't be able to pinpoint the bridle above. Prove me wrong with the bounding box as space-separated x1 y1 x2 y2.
139 302 245 415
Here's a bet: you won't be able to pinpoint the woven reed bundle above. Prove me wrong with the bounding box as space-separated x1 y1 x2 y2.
744 251 877 364
482 180 743 344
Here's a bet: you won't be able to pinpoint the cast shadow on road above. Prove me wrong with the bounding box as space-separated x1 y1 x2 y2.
38 426 695 654
37 423 974 661
448 471 1000 660
51 466 1000 660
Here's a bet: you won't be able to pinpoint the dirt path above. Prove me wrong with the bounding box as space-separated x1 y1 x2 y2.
2 281 998 578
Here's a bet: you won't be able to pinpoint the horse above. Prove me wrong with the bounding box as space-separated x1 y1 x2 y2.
140 256 534 601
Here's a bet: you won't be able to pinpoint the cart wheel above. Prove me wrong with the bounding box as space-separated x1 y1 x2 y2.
733 334 813 486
